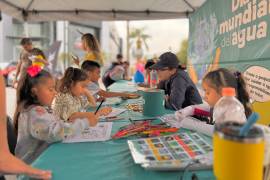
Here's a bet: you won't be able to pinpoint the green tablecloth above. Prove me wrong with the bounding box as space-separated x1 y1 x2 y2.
31 81 215 180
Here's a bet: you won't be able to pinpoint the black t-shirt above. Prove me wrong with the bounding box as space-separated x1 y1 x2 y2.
102 69 115 88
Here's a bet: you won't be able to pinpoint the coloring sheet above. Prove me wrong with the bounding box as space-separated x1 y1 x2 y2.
63 122 113 143
100 108 127 118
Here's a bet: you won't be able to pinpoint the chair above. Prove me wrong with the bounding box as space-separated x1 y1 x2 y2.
6 116 17 155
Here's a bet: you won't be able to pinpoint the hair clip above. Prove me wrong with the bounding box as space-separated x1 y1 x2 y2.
27 65 42 77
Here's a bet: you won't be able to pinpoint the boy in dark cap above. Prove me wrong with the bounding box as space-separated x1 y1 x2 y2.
151 52 202 110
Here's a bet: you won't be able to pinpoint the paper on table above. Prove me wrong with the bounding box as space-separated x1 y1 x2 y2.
100 107 126 118
63 122 112 143
103 97 122 106
180 117 214 137
159 114 214 137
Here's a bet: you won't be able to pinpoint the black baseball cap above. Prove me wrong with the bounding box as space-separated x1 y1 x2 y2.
151 52 179 70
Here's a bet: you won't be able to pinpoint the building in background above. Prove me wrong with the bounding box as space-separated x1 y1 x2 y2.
101 21 123 67
0 12 122 72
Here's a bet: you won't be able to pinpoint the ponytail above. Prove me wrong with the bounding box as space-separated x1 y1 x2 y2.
59 67 88 93
235 72 252 118
203 68 253 118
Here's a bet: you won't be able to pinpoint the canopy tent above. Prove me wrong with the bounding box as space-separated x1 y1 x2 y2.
0 0 205 22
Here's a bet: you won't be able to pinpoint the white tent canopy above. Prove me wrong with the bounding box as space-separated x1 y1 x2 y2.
0 0 205 22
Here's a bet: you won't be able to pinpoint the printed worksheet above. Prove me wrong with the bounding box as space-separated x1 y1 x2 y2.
63 122 113 143
100 108 127 118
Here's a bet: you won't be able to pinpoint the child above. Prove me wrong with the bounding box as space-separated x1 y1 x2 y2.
175 68 252 124
151 52 202 110
102 63 125 88
52 67 111 122
0 74 51 179
138 59 156 87
81 61 139 99
13 38 33 86
14 67 101 164
29 48 49 69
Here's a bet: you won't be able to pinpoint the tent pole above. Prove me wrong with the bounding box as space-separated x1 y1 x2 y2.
126 20 130 62
23 22 29 37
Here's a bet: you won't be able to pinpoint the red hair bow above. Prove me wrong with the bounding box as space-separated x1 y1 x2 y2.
27 65 42 77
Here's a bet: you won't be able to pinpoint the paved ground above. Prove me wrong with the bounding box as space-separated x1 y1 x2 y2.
6 87 16 119
4 87 16 180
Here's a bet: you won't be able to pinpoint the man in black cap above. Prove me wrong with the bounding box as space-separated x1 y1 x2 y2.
151 52 202 110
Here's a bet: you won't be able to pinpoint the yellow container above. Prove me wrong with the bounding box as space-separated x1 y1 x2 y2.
213 122 265 180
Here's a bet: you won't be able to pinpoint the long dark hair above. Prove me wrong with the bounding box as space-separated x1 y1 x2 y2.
58 67 88 93
203 68 252 118
14 69 52 134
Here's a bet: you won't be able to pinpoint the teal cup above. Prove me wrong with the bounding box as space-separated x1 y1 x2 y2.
139 89 166 117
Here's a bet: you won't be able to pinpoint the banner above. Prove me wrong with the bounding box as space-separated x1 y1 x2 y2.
188 0 270 124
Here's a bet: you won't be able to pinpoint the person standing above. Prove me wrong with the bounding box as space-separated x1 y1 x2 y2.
73 33 104 66
13 38 33 86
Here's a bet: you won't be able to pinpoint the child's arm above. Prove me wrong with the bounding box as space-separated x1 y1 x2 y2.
98 89 138 98
166 77 188 110
68 107 112 124
68 112 99 126
83 89 96 107
175 103 210 121
28 106 91 143
14 59 22 84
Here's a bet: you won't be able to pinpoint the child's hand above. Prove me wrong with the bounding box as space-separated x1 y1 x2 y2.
175 106 194 121
96 107 112 116
83 88 96 107
97 96 106 102
123 93 140 99
12 79 18 88
86 112 99 126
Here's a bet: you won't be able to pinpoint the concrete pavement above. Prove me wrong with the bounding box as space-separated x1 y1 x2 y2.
5 87 16 119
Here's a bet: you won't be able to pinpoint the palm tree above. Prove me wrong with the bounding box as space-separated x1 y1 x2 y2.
129 27 151 59
177 39 188 66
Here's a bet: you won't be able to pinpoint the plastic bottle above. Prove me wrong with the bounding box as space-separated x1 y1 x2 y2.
213 87 246 124
150 70 158 88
